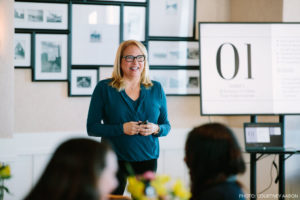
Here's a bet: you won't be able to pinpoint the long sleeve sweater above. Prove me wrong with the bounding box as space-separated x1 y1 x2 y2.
87 79 171 161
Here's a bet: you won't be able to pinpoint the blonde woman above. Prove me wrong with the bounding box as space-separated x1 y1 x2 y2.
87 40 171 194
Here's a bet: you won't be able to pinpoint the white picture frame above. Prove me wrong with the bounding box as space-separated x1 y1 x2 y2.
99 66 114 81
34 34 68 80
14 33 31 67
149 41 199 66
150 69 200 95
149 0 194 37
14 2 68 30
70 69 98 96
72 4 120 65
124 6 146 41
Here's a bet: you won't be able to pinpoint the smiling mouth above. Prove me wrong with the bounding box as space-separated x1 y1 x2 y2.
130 66 139 70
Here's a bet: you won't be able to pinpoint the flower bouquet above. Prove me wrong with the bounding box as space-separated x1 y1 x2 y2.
0 163 11 200
127 171 190 200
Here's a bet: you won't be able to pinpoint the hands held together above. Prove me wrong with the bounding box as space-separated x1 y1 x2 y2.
123 121 160 136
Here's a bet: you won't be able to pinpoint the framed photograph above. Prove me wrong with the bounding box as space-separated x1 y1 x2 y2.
34 34 68 81
149 41 199 66
124 6 146 41
72 4 120 65
149 0 195 37
14 2 68 29
70 69 98 96
14 33 31 67
150 69 200 95
99 66 114 81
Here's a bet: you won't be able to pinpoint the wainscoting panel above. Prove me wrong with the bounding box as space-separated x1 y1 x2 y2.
0 129 190 200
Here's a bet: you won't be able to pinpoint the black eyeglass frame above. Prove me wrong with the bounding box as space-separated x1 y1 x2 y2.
122 55 145 62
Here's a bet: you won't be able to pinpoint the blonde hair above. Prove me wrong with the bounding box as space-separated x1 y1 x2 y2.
110 40 153 91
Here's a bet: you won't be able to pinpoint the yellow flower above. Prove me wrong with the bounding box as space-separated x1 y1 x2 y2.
127 176 146 199
150 175 170 197
0 164 11 179
172 180 191 200
127 173 190 200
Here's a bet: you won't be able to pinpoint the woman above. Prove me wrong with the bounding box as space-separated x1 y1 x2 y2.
24 138 118 200
87 40 171 194
185 123 246 200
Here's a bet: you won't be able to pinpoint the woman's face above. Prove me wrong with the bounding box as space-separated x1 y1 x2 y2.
98 151 118 200
121 45 145 80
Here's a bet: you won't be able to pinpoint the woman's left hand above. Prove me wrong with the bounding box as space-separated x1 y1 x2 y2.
139 122 159 136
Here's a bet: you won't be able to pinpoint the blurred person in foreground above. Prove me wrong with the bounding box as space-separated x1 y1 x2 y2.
185 123 246 200
24 138 118 200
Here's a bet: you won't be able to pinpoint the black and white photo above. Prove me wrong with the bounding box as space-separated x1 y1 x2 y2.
150 69 200 95
149 0 194 37
14 2 68 29
72 4 120 65
14 33 31 67
46 10 63 23
34 34 68 80
40 41 62 73
77 76 91 88
149 41 199 66
124 6 145 41
70 69 98 96
165 0 178 15
14 8 25 20
28 9 43 22
90 29 102 43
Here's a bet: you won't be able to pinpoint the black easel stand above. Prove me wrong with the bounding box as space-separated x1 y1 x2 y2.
250 115 257 200
279 115 285 200
249 115 287 200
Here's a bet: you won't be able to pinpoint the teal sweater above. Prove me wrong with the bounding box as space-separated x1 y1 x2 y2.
87 79 171 161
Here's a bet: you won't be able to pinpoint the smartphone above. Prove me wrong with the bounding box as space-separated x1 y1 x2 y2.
139 120 148 125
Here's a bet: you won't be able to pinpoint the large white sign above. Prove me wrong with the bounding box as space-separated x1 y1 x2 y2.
199 23 300 115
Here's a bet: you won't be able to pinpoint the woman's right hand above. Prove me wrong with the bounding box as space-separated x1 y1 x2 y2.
123 122 140 135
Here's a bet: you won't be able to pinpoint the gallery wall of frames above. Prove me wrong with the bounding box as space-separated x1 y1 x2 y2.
14 0 199 96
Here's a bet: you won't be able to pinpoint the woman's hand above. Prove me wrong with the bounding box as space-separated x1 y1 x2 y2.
123 122 140 135
139 122 160 136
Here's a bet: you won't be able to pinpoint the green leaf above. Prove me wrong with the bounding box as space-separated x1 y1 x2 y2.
125 162 135 176
0 175 11 179
0 186 11 194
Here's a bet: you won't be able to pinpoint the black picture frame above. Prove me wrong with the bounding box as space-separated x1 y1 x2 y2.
123 6 146 41
71 4 120 65
33 34 68 81
14 0 201 97
148 40 199 67
69 69 99 96
150 69 200 96
149 0 196 38
14 2 68 30
14 33 31 68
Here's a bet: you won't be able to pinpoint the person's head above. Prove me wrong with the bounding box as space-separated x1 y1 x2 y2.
184 123 245 197
24 138 118 200
110 40 152 90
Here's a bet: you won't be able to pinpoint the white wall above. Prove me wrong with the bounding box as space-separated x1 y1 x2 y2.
0 0 14 138
283 0 300 21
0 129 190 200
1 0 300 200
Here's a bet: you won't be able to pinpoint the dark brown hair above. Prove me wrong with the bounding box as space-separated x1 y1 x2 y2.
24 138 112 200
185 123 246 199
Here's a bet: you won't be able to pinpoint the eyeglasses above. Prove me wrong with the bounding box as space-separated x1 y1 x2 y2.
122 55 145 62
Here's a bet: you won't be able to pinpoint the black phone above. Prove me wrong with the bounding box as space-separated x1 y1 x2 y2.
139 120 148 125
